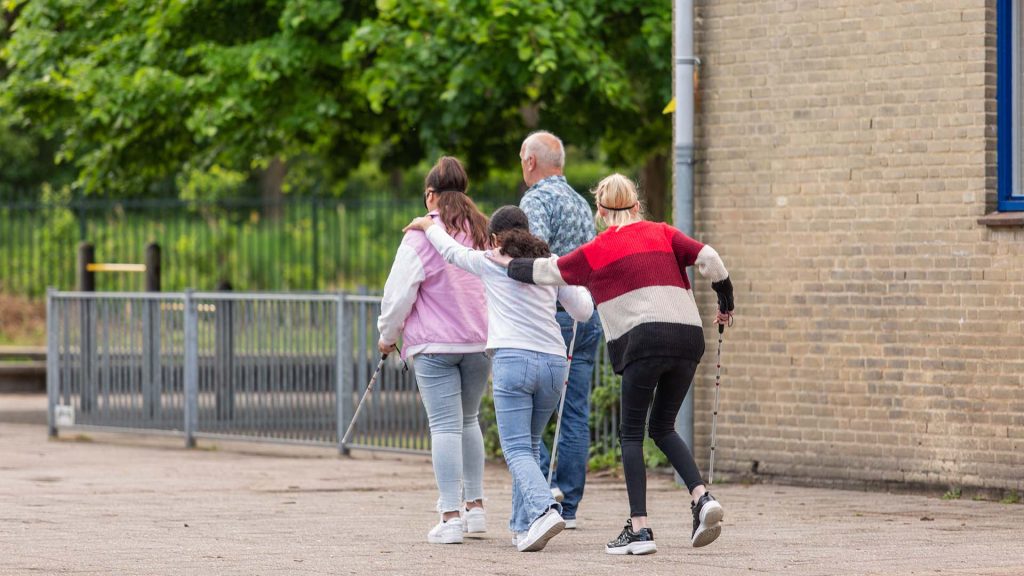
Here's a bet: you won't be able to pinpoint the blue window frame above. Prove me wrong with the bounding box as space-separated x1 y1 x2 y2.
999 0 1024 210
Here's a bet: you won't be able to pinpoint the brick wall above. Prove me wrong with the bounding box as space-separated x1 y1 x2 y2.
691 0 1023 492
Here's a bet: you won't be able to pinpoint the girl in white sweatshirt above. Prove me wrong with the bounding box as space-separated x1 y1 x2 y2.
404 206 593 553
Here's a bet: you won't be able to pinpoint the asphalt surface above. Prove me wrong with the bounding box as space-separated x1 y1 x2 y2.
1 394 1022 576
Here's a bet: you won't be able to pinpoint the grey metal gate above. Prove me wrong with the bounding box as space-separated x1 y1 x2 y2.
46 290 428 453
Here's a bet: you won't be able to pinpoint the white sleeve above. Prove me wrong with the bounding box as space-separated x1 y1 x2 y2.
377 244 425 346
556 285 595 323
425 225 488 275
695 245 729 282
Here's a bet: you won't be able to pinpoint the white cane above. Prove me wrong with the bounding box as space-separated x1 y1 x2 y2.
548 321 579 486
340 353 388 449
708 323 724 484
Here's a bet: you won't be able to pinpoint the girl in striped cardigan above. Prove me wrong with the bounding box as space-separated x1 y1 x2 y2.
489 173 736 556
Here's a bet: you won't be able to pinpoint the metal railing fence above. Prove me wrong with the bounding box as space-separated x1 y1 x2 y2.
2 196 512 298
47 290 430 452
47 291 621 456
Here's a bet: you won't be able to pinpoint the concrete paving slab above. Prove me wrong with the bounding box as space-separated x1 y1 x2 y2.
0 397 1021 576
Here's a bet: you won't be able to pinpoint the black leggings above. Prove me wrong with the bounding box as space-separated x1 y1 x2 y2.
619 356 703 518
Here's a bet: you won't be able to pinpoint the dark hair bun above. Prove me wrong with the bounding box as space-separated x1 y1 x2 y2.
488 205 530 235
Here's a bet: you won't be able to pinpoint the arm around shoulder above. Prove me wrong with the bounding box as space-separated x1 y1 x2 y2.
557 285 594 323
508 254 569 286
424 225 487 276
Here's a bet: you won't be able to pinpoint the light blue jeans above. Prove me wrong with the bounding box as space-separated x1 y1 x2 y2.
539 310 603 520
491 348 568 532
414 352 491 513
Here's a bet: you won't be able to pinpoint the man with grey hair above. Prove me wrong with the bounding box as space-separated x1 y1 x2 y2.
518 130 603 530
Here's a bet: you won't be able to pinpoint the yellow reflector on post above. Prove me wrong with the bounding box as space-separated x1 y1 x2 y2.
86 263 147 273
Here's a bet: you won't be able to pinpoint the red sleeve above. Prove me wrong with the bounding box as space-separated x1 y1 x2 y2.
667 225 705 270
555 245 593 287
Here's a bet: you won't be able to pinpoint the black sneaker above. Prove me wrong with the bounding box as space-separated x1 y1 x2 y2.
605 519 657 555
691 492 724 547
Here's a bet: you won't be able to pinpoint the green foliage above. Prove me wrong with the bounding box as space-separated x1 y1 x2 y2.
588 361 620 470
942 487 962 500
2 1 670 198
31 183 76 274
0 6 74 197
643 437 669 469
1 195 440 296
588 440 669 471
345 0 672 175
588 444 619 471
1000 491 1020 505
1 0 378 196
479 392 502 459
177 166 249 204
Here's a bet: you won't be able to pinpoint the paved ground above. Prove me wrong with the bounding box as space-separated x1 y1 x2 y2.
1 394 1022 576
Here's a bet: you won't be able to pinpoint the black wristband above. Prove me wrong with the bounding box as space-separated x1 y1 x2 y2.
507 258 537 284
711 276 734 313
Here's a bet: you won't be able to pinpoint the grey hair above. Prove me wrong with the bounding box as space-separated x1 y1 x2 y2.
523 131 565 169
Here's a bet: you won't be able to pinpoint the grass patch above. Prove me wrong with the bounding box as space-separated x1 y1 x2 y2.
0 293 46 346
1000 491 1020 505
942 487 962 500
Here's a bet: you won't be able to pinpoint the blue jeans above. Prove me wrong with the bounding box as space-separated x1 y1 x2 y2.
413 352 491 513
492 348 568 533
539 311 602 520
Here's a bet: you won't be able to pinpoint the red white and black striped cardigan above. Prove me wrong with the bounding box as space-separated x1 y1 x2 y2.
507 220 734 374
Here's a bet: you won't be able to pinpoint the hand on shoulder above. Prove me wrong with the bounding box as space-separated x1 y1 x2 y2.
485 251 513 268
403 216 435 233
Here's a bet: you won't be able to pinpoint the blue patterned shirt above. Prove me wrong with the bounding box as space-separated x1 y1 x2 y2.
519 175 597 257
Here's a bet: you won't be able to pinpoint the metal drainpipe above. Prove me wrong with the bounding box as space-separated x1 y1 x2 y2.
673 0 698 463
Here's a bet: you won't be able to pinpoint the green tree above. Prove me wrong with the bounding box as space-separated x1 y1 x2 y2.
1 0 379 197
0 4 74 197
2 1 672 208
344 0 673 214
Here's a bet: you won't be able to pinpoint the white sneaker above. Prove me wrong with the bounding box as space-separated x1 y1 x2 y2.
550 487 565 503
564 518 577 530
463 507 486 534
427 517 464 544
511 531 527 547
516 508 565 552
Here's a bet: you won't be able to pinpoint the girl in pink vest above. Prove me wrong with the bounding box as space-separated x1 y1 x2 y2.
377 157 490 544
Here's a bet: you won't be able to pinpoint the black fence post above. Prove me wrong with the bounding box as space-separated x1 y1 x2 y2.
145 242 161 292
143 242 162 420
215 280 234 421
76 242 95 414
77 242 95 292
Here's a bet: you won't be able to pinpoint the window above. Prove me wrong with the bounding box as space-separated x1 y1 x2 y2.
999 0 1024 210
